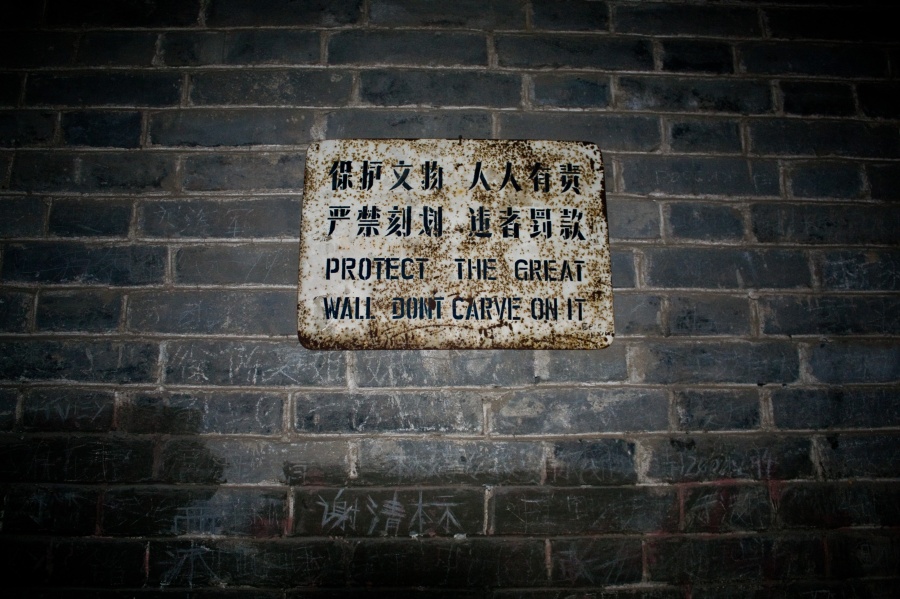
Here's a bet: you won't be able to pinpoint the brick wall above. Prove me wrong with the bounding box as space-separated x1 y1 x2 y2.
1 0 898 596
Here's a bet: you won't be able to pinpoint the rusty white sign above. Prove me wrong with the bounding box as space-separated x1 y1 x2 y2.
297 139 613 350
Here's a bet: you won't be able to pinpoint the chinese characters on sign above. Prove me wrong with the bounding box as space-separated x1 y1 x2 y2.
297 139 613 349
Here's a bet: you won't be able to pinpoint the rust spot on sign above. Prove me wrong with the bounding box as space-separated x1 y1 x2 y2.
297 139 614 349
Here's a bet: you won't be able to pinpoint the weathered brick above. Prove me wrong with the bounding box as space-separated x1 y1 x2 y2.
548 439 637 486
183 153 306 191
0 339 158 383
0 32 76 68
616 4 760 36
357 439 542 485
613 293 663 335
61 111 141 148
668 295 752 337
772 387 900 430
494 590 682 599
621 156 779 196
493 387 668 435
496 35 653 70
0 74 22 106
0 388 17 430
128 290 296 336
11 151 177 193
777 482 900 528
646 436 813 483
752 203 899 245
0 290 31 332
0 196 44 238
500 114 660 151
151 109 314 147
780 81 855 116
326 109 492 139
683 484 772 532
174 243 296 284
611 249 636 289
190 70 352 106
493 486 677 535
868 163 900 200
661 40 734 74
1 485 100 534
857 83 900 119
828 532 900 579
47 539 151 587
2 242 165 285
534 1 608 31
119 391 283 435
819 434 900 479
819 250 900 291
22 388 115 431
370 0 523 28
0 435 155 482
356 350 533 387
36 289 122 332
618 77 772 114
295 390 482 434
674 389 759 431
636 341 799 384
159 31 225 66
668 118 742 153
541 344 628 383
364 70 520 108
75 32 157 66
329 31 487 66
741 43 887 78
208 0 361 26
551 538 643 585
766 8 895 43
531 73 610 109
223 30 319 65
790 162 863 199
46 0 201 27
0 111 56 147
645 248 810 289
666 202 744 241
27 72 182 107
809 341 899 384
165 340 345 387
48 198 132 236
138 197 300 239
762 296 900 336
607 198 660 240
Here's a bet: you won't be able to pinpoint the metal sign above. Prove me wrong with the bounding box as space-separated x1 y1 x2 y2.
297 139 613 350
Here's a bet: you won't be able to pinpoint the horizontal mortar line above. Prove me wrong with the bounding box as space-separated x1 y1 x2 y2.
490 426 900 440
6 145 312 152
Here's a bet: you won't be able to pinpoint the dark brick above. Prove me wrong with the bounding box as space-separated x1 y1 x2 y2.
326 109 492 138
138 197 300 238
683 484 772 532
857 82 900 119
611 249 636 288
668 118 742 153
174 243 297 284
60 111 141 148
616 4 760 36
541 344 628 383
370 0 523 28
668 296 752 337
22 388 115 431
48 198 132 236
208 0 361 26
361 70 520 108
781 81 855 116
820 250 900 291
493 486 676 535
548 439 637 486
119 390 283 435
295 390 482 434
0 32 76 68
358 439 542 485
741 43 887 78
667 202 744 241
0 196 44 238
497 35 652 70
160 31 225 66
753 203 899 245
531 73 610 109
152 109 315 147
0 537 49 586
637 341 799 384
809 341 899 384
48 539 150 587
46 0 202 27
773 388 900 430
27 72 181 107
11 151 177 193
645 248 810 289
791 162 863 198
829 533 900 579
329 30 487 66
0 290 31 332
129 290 295 336
2 242 165 285
661 40 734 74
1 485 100 535
224 30 319 65
551 538 643 585
868 163 900 200
36 289 122 332
766 8 895 43
675 389 759 432
102 487 286 537
646 436 813 483
0 339 158 383
820 434 900 479
607 198 660 240
183 153 306 191
618 77 771 114
0 74 22 106
500 114 660 151
356 350 532 387
1 3 44 28
190 70 351 106
621 156 779 196
777 482 900 528
533 1 609 31
75 32 157 66
762 295 900 336
295 487 483 537
613 293 663 335
493 387 667 435
0 111 55 147
165 340 346 387
494 591 682 599
0 435 155 482
0 388 17 429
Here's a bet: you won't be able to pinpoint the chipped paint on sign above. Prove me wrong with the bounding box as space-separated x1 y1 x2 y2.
297 139 613 350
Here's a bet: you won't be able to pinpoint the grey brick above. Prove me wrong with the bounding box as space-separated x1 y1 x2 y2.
2 242 165 285
0 389 15 429
668 295 752 336
741 43 887 78
645 248 810 289
868 163 900 200
0 32 76 68
326 109 492 138
541 344 628 382
0 436 155 483
190 70 352 106
752 203 899 245
26 73 182 107
329 31 487 66
0 197 44 238
551 539 643 585
11 152 177 193
607 198 660 240
122 391 284 435
223 30 319 65
809 341 899 384
182 153 305 191
500 113 660 151
356 350 533 387
668 118 742 153
48 198 132 237
820 250 900 291
360 70 520 108
857 82 900 119
615 4 760 36
761 296 900 336
661 40 734 74
531 73 610 108
790 162 863 199
683 484 772 532
0 340 158 383
370 0 524 28
819 434 900 479
150 109 314 147
675 389 760 432
22 389 114 431
0 485 100 534
0 290 31 332
781 81 855 116
636 341 799 384
613 293 662 335
666 202 744 241
36 289 122 332
533 1 609 31
128 290 296 335
772 388 900 430
174 243 297 285
295 390 482 433
611 249 636 288
208 0 362 26
0 111 56 147
777 482 900 528
766 8 894 43
621 156 779 196
357 439 542 485
548 439 637 485
492 387 668 435
159 32 225 66
165 340 346 387
0 74 22 106
496 35 653 70
46 0 202 27
138 197 301 238
75 32 157 66
618 77 772 114
61 111 142 148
